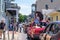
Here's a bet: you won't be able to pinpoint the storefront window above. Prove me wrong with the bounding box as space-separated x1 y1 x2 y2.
45 4 48 9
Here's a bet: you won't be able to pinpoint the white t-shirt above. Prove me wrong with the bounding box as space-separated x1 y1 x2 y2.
19 24 22 28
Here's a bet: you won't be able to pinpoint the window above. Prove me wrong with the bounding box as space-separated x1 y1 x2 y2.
45 4 48 9
44 24 51 33
2 4 4 12
51 0 53 2
51 17 53 21
32 6 35 11
56 16 58 21
52 24 60 34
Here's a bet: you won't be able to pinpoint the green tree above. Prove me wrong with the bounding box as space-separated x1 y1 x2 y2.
18 13 27 22
23 15 27 21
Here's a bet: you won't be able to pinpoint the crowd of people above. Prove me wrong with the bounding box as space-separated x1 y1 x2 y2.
29 11 51 28
0 11 51 39
0 18 20 39
8 11 51 34
26 11 51 40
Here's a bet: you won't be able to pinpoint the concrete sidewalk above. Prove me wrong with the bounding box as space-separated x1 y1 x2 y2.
5 31 19 40
17 32 27 40
4 28 27 40
17 28 27 40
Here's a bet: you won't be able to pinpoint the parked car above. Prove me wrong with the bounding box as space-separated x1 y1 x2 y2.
39 21 60 40
27 22 47 40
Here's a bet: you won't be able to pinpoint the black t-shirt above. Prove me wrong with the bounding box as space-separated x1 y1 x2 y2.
0 23 5 29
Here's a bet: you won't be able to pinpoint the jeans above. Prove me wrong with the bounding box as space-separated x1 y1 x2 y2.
20 27 21 32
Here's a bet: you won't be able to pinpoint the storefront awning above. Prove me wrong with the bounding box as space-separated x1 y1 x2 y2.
7 10 16 16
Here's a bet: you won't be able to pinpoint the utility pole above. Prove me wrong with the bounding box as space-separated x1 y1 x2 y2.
3 30 5 40
4 0 10 40
3 1 6 40
12 25 14 40
12 18 15 40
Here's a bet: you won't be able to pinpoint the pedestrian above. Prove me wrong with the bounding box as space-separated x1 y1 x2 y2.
33 11 44 40
19 23 22 32
23 24 26 33
34 12 40 25
16 22 19 32
46 17 51 25
34 11 43 25
0 19 6 39
13 22 17 32
35 11 43 21
9 23 13 31
30 19 34 27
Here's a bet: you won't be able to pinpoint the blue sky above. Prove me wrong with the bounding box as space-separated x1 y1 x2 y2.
14 0 36 15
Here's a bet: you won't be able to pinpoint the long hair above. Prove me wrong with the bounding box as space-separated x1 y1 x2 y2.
35 11 43 21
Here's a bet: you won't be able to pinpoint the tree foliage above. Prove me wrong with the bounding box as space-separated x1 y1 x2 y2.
18 13 27 22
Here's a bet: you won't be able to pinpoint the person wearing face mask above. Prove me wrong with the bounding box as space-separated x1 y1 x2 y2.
34 11 43 25
32 11 45 40
34 12 39 25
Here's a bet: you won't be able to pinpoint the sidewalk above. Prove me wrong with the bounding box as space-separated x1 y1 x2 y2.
17 28 27 40
5 28 27 40
5 31 19 40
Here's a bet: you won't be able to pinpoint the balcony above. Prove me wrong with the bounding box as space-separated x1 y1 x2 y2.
6 3 20 9
11 0 15 1
4 0 14 2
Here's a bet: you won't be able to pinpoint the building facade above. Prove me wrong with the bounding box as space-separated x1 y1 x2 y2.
0 0 5 22
36 0 60 12
0 0 20 26
5 0 20 26
31 4 36 18
48 11 60 22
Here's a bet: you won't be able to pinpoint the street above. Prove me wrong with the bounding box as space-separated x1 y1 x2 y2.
0 28 27 40
8 28 27 40
17 32 27 40
0 0 60 40
17 28 27 40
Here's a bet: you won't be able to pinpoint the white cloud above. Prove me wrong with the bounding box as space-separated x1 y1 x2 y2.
18 4 31 15
18 4 31 8
15 0 37 15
